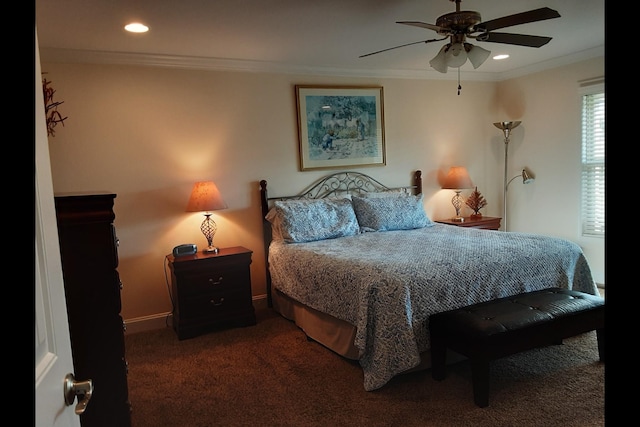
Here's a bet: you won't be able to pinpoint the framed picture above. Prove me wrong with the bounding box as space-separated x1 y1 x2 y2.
295 85 386 171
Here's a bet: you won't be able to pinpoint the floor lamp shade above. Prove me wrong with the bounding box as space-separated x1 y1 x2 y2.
442 166 474 222
186 181 228 253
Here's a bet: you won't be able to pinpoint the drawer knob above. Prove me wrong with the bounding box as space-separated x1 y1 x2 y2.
210 297 225 306
209 276 223 286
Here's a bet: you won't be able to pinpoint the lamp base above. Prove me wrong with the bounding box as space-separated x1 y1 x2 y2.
451 217 465 222
203 246 219 254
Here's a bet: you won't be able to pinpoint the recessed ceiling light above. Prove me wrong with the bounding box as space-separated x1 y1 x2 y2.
493 54 509 60
124 23 149 33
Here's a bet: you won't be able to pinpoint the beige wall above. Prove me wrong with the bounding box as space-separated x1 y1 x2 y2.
41 56 604 330
494 61 604 286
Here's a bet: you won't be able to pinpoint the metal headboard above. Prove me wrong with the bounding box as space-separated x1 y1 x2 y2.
259 170 422 307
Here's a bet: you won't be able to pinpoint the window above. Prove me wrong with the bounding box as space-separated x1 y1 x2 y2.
580 82 605 237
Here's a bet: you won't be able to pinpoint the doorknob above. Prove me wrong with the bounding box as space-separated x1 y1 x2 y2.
64 373 93 415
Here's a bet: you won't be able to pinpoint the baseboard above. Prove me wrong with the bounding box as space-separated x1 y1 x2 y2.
124 294 270 335
124 312 173 335
252 295 269 310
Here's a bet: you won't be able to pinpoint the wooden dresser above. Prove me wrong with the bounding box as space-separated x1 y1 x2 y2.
54 193 131 427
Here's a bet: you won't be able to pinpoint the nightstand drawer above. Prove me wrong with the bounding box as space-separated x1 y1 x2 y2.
181 287 246 319
179 268 248 296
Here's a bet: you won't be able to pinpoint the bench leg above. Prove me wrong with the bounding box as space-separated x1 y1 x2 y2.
470 358 490 408
596 328 605 362
430 333 447 381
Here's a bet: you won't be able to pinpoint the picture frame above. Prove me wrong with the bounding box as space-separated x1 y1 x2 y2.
295 85 386 171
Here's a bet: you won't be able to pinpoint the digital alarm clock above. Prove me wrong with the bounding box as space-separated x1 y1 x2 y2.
172 244 198 257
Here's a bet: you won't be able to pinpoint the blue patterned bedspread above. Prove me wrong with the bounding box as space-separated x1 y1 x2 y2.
268 224 597 391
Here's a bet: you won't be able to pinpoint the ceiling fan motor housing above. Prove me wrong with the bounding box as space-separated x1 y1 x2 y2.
435 11 481 34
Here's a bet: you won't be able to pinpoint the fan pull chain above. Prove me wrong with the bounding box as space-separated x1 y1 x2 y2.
457 68 462 95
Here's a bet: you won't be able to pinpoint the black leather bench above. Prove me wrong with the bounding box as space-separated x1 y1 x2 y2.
429 287 605 408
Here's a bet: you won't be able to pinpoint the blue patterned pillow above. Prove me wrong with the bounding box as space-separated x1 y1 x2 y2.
352 194 433 232
267 198 360 243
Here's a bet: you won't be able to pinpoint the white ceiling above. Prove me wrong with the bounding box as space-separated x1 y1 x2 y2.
35 0 604 80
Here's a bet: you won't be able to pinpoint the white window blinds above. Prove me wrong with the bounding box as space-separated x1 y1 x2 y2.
581 87 605 237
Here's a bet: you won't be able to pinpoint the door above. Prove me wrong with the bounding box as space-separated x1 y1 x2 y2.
34 28 83 427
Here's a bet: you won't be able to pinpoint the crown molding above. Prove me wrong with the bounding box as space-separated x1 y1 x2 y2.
496 45 604 80
38 47 491 80
39 45 603 82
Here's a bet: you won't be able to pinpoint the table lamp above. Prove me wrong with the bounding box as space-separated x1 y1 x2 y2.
186 181 228 253
441 166 474 222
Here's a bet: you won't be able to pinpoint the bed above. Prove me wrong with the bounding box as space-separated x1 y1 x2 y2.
259 170 598 391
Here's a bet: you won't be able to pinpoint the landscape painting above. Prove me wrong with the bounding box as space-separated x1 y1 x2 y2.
295 85 385 171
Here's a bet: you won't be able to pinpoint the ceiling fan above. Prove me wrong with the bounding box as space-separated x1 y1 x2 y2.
360 0 561 74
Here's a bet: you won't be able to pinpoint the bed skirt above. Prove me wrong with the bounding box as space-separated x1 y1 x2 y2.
271 288 465 373
272 288 360 359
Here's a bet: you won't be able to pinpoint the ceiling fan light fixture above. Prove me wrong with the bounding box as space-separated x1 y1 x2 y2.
429 44 450 73
445 42 467 68
465 43 491 69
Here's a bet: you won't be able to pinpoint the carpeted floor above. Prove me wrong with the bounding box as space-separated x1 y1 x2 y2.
124 308 604 427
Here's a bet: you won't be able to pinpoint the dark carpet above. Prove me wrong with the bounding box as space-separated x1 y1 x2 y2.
124 308 604 426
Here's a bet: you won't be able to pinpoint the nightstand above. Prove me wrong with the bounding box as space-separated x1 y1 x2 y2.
435 216 502 231
167 246 256 340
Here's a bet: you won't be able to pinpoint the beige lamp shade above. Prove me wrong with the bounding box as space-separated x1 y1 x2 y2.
441 166 474 190
186 181 228 212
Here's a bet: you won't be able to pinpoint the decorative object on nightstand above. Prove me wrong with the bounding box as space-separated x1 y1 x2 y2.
167 246 256 340
441 166 474 222
186 181 228 253
465 187 488 219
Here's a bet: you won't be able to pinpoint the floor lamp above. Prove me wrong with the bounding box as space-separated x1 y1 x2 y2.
505 168 535 230
494 121 521 231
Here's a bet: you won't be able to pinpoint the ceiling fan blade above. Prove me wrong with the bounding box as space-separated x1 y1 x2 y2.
359 38 445 58
475 7 560 32
396 21 444 33
476 32 552 48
